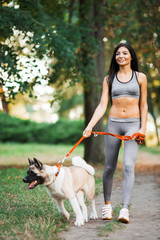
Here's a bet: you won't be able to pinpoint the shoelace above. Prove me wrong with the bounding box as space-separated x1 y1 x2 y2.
102 205 112 215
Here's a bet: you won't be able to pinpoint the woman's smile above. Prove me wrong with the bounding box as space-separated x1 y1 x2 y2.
115 46 132 65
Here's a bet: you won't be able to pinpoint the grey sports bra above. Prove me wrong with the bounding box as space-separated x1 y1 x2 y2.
111 71 140 99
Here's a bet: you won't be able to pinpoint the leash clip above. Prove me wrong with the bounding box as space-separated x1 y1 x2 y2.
93 133 98 137
58 156 66 164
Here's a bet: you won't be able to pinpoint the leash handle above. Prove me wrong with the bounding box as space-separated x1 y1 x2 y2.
91 131 145 145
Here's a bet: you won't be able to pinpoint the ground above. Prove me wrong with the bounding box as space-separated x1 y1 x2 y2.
59 152 160 240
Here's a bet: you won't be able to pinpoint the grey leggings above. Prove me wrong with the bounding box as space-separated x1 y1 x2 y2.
103 117 140 209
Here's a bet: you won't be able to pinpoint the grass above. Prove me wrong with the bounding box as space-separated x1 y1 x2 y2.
0 165 122 240
97 204 124 238
0 168 72 240
139 145 160 154
1 142 159 166
0 143 159 239
0 143 84 166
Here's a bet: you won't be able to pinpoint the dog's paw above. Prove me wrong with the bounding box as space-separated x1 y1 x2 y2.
83 212 88 222
74 218 84 227
89 212 98 220
64 212 70 220
84 216 88 223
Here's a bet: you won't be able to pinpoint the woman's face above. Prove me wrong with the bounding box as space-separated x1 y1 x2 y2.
115 46 132 66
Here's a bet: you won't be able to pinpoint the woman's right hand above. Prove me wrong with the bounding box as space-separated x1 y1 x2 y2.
83 126 92 138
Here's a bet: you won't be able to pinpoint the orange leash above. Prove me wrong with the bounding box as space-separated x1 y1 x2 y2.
91 131 145 144
59 132 145 164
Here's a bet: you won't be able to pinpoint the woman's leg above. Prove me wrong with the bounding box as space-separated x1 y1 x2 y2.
122 121 140 209
103 120 122 203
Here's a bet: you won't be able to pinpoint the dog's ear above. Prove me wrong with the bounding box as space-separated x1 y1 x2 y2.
28 158 34 166
33 158 43 170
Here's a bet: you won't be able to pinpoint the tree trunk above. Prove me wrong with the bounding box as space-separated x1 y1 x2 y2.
0 86 9 113
79 0 105 163
148 87 159 146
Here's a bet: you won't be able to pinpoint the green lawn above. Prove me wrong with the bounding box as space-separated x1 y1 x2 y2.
0 168 71 240
0 165 122 240
0 143 159 239
0 143 84 166
0 142 159 167
0 143 116 239
139 145 160 154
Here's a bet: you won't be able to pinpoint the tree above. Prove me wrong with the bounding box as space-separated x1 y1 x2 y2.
0 0 80 99
78 0 106 162
0 0 160 160
0 0 107 163
0 86 8 113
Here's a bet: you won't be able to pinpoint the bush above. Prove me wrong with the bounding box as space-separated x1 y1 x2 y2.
0 112 84 144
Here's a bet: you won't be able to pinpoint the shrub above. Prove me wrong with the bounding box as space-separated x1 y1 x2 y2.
0 112 84 144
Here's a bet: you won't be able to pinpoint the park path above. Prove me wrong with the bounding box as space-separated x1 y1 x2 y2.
60 153 160 240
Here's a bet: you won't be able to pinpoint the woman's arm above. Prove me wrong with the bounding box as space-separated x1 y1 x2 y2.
138 73 148 135
83 76 109 138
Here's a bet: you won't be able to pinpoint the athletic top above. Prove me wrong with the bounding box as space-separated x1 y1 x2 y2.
111 71 140 99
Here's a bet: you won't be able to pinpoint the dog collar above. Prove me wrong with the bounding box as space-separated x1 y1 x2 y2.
53 164 61 182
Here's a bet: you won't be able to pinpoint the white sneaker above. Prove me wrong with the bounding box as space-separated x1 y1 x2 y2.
118 208 129 223
102 204 113 220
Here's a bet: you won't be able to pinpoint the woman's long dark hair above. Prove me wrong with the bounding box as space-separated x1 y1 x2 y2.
107 43 139 95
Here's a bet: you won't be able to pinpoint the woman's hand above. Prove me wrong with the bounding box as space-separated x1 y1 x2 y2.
132 128 146 140
137 128 146 135
83 126 92 138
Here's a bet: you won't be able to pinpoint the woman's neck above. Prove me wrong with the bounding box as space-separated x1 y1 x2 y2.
118 65 132 74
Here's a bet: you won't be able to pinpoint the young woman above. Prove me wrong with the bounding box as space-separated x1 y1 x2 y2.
83 43 148 223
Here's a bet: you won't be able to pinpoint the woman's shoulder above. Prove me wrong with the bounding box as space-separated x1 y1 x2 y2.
135 71 147 84
104 75 109 80
104 75 109 84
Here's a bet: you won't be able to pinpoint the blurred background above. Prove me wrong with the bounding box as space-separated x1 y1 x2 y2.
0 0 160 165
0 2 160 239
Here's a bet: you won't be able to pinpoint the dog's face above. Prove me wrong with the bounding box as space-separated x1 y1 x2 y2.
23 158 45 190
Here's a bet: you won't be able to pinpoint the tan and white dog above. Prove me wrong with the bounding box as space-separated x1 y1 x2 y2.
23 156 98 226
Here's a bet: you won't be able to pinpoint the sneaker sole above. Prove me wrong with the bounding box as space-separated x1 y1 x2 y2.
118 217 129 224
102 210 113 220
102 217 112 220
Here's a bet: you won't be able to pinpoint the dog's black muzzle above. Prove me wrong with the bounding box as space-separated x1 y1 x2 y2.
23 177 28 183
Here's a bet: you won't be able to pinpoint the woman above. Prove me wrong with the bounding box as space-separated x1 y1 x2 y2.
83 43 148 223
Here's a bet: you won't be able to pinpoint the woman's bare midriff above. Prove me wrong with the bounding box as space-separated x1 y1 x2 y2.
109 97 140 118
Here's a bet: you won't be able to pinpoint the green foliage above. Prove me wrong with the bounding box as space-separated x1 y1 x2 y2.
0 112 84 144
0 168 70 239
0 0 82 99
1 0 159 112
58 92 84 117
105 0 160 114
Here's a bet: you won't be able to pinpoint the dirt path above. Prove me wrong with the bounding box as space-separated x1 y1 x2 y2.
60 173 160 240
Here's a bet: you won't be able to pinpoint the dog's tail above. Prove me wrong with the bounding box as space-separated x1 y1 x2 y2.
72 156 95 176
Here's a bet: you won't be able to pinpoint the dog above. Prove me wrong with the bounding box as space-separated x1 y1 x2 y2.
23 156 98 226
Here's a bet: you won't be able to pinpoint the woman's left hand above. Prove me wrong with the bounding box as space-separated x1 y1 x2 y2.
137 128 146 135
132 128 146 140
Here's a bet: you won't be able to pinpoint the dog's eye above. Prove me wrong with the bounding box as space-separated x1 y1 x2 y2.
27 170 35 175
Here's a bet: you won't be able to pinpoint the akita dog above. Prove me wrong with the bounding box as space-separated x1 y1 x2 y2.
23 156 98 226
